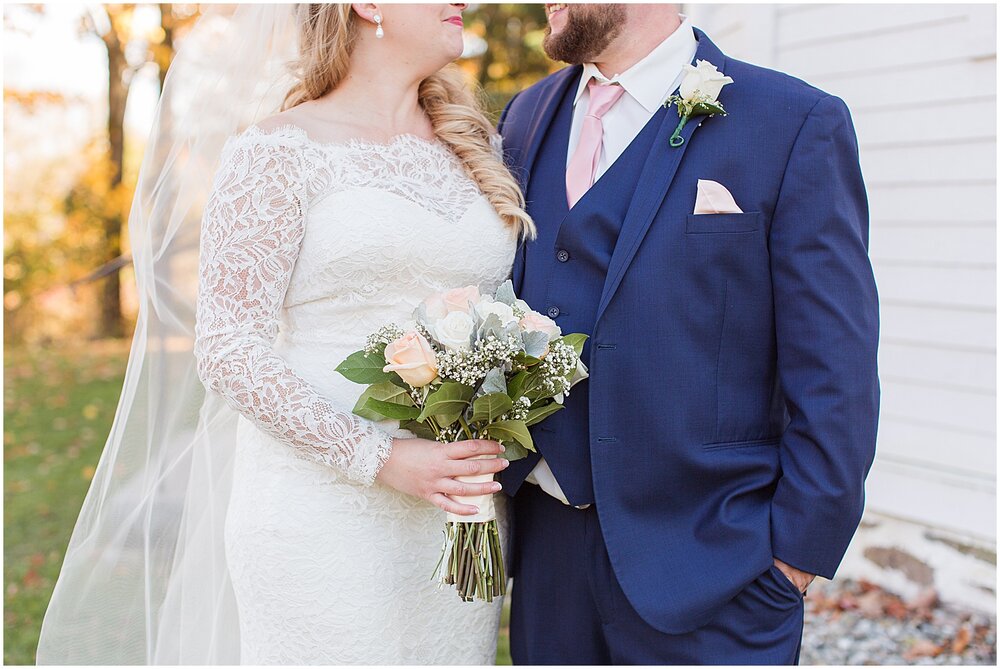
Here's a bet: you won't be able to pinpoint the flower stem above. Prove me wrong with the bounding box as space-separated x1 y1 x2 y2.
669 114 690 147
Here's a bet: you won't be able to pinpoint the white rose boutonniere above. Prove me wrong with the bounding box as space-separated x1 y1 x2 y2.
664 59 734 147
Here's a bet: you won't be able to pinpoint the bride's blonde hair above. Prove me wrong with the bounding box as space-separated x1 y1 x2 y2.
282 4 536 240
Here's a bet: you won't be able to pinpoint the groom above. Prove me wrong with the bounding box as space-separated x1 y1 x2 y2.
497 4 879 664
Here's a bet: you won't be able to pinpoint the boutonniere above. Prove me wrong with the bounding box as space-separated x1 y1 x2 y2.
663 60 734 147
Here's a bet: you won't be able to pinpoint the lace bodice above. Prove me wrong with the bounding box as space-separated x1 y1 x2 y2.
194 124 517 486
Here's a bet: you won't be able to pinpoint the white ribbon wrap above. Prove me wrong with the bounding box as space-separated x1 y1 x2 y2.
446 453 498 524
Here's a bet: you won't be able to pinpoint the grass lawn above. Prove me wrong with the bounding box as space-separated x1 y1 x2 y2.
4 341 513 665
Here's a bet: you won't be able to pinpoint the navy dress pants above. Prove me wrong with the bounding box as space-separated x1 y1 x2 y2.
509 483 805 665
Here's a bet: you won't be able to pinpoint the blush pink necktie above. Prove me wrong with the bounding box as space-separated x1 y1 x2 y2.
566 80 626 208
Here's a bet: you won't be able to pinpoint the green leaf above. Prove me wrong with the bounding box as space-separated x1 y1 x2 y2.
351 382 414 421
506 371 528 400
692 100 726 117
335 350 393 385
400 419 437 440
560 333 589 356
524 402 563 427
514 351 543 367
470 393 513 424
521 369 553 400
499 441 530 462
485 419 534 453
362 397 420 420
417 381 474 422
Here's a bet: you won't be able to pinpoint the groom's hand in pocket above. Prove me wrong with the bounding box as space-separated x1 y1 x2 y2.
376 437 509 515
774 557 816 594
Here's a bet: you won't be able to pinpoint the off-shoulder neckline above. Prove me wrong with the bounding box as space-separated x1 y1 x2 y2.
239 122 446 153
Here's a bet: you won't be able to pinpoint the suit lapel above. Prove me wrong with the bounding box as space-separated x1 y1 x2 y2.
594 31 728 325
517 65 581 190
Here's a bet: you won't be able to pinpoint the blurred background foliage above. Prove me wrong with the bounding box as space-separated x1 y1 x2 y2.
4 3 554 664
3 3 556 348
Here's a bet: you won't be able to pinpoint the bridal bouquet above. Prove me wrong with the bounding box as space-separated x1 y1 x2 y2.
335 280 588 602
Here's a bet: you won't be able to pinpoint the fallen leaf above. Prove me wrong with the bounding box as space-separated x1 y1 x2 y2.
951 626 971 654
856 589 884 617
904 640 944 661
884 596 909 620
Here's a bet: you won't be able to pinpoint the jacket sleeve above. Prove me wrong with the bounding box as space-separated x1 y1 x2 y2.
768 94 881 579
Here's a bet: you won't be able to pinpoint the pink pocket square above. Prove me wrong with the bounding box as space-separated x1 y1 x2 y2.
693 179 743 215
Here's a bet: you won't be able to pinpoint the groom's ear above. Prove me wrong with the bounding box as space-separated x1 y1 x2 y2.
351 3 380 25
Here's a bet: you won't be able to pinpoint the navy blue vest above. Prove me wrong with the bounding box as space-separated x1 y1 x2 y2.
519 82 666 505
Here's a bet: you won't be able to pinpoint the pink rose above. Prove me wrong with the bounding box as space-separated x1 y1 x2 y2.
420 286 480 321
383 331 438 387
441 285 481 314
519 311 562 341
422 294 449 321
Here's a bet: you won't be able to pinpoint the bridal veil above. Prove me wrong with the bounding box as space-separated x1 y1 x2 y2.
36 5 302 663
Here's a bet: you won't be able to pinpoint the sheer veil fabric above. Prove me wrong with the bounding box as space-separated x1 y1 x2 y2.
36 5 302 663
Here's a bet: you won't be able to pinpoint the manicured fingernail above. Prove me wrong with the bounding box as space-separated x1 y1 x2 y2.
493 482 502 492
502 459 510 468
472 507 480 514
499 445 506 452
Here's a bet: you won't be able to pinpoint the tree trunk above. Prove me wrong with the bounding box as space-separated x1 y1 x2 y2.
97 22 127 339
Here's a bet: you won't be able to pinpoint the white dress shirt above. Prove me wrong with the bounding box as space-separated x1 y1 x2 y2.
526 18 699 508
567 16 698 178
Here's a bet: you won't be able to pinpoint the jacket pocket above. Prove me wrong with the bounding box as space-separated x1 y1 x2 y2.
685 211 760 234
701 436 780 451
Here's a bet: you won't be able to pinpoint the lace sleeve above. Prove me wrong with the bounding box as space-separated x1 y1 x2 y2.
194 130 394 486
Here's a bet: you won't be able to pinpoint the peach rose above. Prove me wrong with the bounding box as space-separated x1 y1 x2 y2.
441 285 481 314
519 311 562 341
383 331 438 387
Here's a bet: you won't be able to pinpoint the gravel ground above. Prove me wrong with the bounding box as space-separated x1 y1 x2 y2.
800 578 996 665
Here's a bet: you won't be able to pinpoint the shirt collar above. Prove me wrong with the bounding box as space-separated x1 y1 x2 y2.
573 16 698 114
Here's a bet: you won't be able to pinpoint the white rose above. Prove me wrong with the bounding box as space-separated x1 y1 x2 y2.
475 299 518 326
432 310 475 351
679 60 733 103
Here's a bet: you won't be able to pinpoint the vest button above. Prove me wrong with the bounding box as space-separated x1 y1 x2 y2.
556 249 570 262
547 306 560 318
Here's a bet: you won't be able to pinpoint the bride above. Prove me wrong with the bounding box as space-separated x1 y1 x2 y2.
37 3 533 664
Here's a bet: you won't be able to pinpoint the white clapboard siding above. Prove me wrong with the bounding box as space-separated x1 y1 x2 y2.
683 4 997 541
876 418 996 478
880 303 995 350
867 182 996 224
867 458 996 540
852 100 996 147
879 343 995 393
776 4 984 48
870 226 996 265
875 265 995 310
811 59 997 110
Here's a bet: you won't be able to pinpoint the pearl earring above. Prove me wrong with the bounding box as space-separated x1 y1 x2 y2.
374 13 384 39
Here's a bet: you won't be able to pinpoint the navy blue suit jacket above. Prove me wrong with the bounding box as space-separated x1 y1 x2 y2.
498 30 880 634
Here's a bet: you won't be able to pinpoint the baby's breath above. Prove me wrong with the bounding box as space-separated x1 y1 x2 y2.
535 340 577 396
435 424 463 443
364 324 404 355
436 334 523 387
504 395 531 421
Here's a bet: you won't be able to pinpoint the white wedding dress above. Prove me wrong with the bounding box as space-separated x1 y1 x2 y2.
193 124 516 664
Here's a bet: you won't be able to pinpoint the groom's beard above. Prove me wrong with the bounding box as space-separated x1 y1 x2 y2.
543 4 627 64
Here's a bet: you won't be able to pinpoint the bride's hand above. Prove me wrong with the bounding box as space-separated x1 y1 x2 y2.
376 438 510 515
